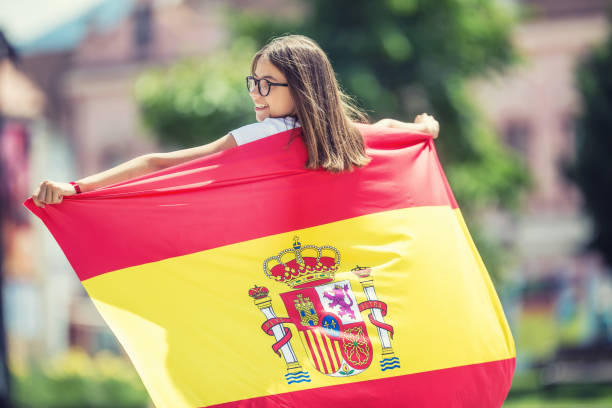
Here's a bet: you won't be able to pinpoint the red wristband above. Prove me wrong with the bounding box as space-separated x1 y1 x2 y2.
70 181 82 194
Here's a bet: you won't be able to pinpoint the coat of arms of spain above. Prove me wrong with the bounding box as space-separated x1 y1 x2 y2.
248 237 400 384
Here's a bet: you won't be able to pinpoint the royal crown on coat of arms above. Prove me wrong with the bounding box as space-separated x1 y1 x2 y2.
263 236 340 288
248 237 401 384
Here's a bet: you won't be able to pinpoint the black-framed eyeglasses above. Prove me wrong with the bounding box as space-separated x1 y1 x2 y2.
246 75 288 97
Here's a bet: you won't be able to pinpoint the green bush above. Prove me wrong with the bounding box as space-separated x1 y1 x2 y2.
12 348 150 408
134 37 258 149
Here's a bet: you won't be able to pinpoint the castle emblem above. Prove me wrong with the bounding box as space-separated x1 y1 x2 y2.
248 236 400 384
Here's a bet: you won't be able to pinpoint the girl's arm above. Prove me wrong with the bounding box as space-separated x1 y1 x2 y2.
31 133 237 207
374 118 424 131
148 133 236 171
375 114 439 139
74 155 156 193
31 154 158 207
80 132 235 190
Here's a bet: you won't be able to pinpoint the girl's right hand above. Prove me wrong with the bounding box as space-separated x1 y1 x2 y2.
31 180 78 208
414 113 440 139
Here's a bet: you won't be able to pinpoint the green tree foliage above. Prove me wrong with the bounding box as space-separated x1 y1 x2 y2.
569 8 612 270
226 0 530 209
134 38 258 148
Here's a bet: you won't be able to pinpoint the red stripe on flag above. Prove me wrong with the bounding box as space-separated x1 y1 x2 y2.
331 339 341 369
207 357 515 408
23 125 457 281
302 332 321 373
312 331 329 374
319 330 336 373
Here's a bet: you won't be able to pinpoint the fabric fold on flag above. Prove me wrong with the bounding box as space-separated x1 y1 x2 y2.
24 124 516 408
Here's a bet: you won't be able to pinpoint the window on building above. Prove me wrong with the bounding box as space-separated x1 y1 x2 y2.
502 119 531 157
133 1 153 60
560 112 577 161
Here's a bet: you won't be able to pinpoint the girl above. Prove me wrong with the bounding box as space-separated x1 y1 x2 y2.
31 34 439 208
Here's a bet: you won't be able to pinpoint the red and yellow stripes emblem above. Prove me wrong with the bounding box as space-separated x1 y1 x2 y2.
301 329 342 374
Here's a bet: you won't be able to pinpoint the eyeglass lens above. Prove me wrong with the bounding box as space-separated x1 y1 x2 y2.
247 77 270 96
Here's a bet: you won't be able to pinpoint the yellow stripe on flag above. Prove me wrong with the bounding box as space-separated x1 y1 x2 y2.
323 335 339 372
316 330 333 374
84 206 515 408
334 341 344 369
302 331 320 372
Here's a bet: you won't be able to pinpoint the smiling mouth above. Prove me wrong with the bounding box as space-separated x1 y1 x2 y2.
255 104 268 109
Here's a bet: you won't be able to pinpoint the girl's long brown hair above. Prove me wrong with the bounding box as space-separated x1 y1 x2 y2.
251 34 372 173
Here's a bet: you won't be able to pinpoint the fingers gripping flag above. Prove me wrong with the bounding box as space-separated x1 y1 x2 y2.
24 124 516 407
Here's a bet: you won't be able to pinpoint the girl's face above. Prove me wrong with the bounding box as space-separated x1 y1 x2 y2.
250 57 296 122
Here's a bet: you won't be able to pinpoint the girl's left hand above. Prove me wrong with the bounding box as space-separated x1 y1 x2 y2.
414 113 440 139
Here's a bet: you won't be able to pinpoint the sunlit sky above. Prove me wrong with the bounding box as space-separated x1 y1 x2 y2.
0 0 103 44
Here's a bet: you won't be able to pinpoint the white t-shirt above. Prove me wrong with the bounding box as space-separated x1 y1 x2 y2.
230 116 301 146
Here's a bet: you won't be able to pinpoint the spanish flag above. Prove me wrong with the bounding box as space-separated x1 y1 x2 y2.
23 124 516 407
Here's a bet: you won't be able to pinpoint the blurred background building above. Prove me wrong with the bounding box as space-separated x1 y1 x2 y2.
1 0 611 406
468 0 612 377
